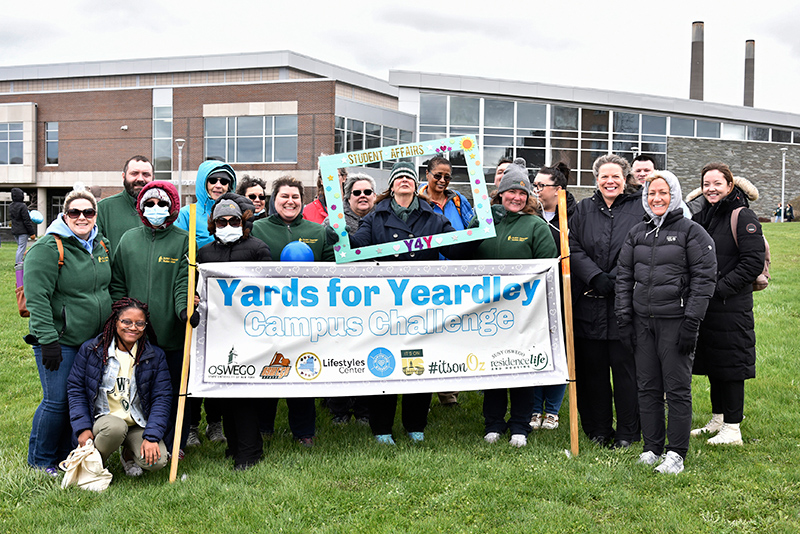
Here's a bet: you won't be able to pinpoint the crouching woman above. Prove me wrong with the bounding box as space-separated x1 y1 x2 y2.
615 171 717 474
67 298 171 476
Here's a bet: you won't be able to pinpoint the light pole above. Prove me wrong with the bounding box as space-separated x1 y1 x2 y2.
781 147 787 223
175 139 186 207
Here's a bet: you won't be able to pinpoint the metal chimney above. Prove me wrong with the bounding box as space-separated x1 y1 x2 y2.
744 40 755 107
690 21 704 101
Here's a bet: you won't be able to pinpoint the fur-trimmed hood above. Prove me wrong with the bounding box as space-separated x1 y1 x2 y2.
685 176 759 203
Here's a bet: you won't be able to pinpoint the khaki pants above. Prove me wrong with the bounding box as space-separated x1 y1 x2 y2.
92 414 168 471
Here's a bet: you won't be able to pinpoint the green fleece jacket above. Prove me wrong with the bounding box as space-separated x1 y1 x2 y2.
251 214 334 261
110 225 189 352
474 211 558 260
24 234 112 346
96 191 142 255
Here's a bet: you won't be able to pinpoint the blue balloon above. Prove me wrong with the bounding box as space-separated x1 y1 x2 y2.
29 210 44 224
280 241 315 262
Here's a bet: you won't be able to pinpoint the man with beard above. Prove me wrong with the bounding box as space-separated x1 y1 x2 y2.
97 156 154 252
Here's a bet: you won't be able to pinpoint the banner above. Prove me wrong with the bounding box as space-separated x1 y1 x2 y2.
188 260 568 398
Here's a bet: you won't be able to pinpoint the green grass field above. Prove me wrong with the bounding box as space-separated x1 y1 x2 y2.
1 224 798 533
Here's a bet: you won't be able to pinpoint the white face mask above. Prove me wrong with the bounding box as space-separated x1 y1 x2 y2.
143 205 170 227
216 225 243 244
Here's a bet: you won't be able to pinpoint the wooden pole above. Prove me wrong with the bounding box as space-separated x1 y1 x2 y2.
558 189 579 457
170 204 197 483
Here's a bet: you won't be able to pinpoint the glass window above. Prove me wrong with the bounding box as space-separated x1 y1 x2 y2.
449 96 479 126
772 129 791 143
420 93 447 125
484 99 514 128
670 117 694 136
551 106 578 131
0 123 23 165
204 115 298 163
642 115 667 135
45 122 58 165
205 117 227 137
613 112 639 134
722 123 745 140
153 106 173 180
517 102 546 129
794 132 800 144
747 126 769 141
696 120 720 138
237 116 263 136
582 109 609 133
275 116 297 136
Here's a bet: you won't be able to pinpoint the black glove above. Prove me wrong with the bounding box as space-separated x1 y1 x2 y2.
490 204 507 225
619 323 636 354
591 272 615 296
325 225 340 245
180 309 200 328
41 341 62 372
678 317 701 356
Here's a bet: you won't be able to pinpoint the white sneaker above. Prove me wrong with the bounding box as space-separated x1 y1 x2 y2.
484 432 501 444
121 455 143 477
691 413 723 436
654 451 684 474
509 434 527 448
637 451 661 465
541 414 559 430
530 413 542 429
707 422 743 445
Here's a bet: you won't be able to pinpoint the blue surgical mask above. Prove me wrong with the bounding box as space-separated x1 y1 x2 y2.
144 205 170 227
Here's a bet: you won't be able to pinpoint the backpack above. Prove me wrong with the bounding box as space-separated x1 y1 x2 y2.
730 207 770 291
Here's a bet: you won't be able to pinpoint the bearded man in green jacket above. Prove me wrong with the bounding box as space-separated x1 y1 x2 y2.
97 155 154 253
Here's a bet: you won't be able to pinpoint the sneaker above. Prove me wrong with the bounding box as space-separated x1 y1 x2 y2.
121 455 144 477
44 466 59 478
654 451 684 474
186 425 201 447
355 416 370 426
530 413 542 429
375 434 395 445
691 413 723 436
206 421 227 443
408 432 424 442
707 423 743 445
637 451 661 465
332 414 350 425
178 448 185 460
484 432 502 444
509 434 528 448
541 414 559 430
298 437 315 448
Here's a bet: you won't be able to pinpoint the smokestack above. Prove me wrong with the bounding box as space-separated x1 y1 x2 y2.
744 40 755 107
690 21 704 101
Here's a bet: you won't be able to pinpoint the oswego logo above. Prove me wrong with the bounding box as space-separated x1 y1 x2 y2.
261 352 291 380
296 352 321 380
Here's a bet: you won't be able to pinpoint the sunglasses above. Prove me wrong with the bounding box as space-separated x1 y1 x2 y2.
247 194 266 201
351 189 373 197
214 217 242 228
143 200 170 208
430 172 452 182
65 208 97 219
119 318 147 330
207 176 231 186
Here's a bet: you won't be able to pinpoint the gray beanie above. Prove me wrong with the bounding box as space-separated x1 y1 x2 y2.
212 199 242 219
388 161 419 189
497 157 531 195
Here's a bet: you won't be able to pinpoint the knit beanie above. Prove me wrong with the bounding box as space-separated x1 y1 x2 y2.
497 157 531 195
212 199 242 219
388 161 419 189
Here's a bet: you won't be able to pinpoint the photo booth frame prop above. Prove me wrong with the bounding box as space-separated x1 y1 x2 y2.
318 135 495 264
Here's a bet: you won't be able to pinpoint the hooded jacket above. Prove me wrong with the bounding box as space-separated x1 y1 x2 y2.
97 189 141 254
197 194 272 263
67 334 172 443
615 173 717 325
111 181 189 352
688 180 764 380
10 188 35 237
23 216 112 346
418 184 475 230
569 188 645 340
175 160 237 249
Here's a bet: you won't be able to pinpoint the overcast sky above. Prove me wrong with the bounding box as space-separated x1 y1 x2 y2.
3 0 800 114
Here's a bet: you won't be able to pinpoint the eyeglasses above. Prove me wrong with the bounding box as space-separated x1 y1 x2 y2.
430 172 452 182
119 318 147 330
207 176 231 186
214 217 242 228
532 183 557 191
65 208 97 219
247 194 266 201
351 189 373 197
143 200 170 208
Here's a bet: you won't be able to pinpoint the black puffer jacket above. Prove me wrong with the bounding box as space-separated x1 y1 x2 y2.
690 185 764 380
569 189 645 339
10 188 35 236
197 193 272 263
615 209 717 325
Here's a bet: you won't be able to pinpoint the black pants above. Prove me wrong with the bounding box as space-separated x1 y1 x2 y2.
327 396 370 420
223 398 262 468
575 337 640 442
190 397 224 427
635 316 693 459
483 387 535 436
709 377 745 424
369 393 431 436
259 398 316 439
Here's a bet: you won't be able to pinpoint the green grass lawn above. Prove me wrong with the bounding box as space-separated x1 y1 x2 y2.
1 224 799 533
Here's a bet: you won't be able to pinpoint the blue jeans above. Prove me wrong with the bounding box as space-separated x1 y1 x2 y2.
28 344 79 469
532 384 567 415
15 234 28 265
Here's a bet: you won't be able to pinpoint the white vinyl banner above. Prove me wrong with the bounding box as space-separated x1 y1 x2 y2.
188 260 568 398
